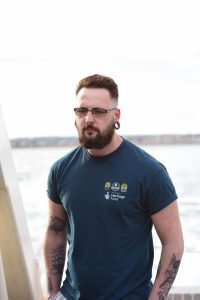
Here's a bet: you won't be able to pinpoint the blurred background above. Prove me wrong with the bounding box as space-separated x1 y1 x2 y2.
0 0 200 292
0 0 200 138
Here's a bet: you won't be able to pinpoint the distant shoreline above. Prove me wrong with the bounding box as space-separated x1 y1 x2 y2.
10 134 200 148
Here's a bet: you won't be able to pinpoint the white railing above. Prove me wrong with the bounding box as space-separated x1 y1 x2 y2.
0 103 44 300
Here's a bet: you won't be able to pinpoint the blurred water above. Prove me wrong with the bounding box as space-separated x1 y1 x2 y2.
12 144 200 288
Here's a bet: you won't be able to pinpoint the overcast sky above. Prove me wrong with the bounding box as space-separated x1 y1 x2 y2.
0 0 200 138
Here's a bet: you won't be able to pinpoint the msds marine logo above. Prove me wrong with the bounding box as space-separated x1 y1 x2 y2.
111 182 120 192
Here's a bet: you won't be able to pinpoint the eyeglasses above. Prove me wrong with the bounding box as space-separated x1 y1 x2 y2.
74 107 116 118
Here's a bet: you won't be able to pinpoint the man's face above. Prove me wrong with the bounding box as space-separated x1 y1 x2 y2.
74 88 119 149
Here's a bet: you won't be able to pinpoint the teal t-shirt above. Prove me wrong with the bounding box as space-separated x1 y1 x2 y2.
47 139 177 300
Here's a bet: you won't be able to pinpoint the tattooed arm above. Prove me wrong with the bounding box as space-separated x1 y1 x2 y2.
44 200 68 298
148 200 184 300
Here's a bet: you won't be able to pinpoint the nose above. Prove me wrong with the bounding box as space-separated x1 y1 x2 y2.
85 110 94 123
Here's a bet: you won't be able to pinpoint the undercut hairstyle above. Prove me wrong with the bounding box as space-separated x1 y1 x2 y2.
75 74 119 102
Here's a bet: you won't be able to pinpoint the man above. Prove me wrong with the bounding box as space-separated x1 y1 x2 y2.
44 74 184 300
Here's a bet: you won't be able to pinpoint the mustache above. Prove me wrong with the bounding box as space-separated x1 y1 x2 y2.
75 121 98 131
83 124 98 131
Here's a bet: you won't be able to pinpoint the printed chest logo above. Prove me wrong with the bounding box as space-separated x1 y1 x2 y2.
104 181 128 201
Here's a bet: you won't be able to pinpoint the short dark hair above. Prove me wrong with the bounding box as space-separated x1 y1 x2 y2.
75 74 119 100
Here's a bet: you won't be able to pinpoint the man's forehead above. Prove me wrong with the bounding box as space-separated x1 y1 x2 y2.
77 87 111 99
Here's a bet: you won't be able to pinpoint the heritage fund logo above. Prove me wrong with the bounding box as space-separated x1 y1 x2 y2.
104 181 128 201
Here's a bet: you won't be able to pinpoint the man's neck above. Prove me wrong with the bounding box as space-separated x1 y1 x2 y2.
87 134 123 157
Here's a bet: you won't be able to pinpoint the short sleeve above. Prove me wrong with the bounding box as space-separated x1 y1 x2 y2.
47 164 62 204
145 166 178 215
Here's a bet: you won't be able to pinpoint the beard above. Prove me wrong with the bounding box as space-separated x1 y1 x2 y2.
75 121 115 149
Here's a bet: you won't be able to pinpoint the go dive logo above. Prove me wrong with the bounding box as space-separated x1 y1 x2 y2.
104 181 128 201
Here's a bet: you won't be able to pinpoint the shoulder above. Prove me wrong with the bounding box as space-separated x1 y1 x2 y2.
50 146 83 174
123 139 165 174
47 146 84 203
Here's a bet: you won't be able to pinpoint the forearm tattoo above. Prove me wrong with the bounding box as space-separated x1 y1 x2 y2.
156 260 162 279
51 244 66 275
48 276 53 292
157 254 181 299
48 216 66 233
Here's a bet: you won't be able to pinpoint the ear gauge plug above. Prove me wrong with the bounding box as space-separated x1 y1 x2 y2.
114 122 120 129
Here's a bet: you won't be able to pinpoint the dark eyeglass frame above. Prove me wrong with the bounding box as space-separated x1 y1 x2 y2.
74 107 117 118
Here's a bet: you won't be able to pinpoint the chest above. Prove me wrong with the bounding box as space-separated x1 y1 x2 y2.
58 160 146 222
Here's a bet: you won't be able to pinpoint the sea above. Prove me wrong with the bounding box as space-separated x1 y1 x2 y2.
11 144 200 290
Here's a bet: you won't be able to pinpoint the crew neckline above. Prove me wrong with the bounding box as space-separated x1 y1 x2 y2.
83 137 125 160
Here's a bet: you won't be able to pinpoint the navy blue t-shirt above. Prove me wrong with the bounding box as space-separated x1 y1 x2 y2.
47 139 177 300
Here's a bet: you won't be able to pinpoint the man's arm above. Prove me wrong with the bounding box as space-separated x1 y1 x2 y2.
44 199 68 298
148 200 184 300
